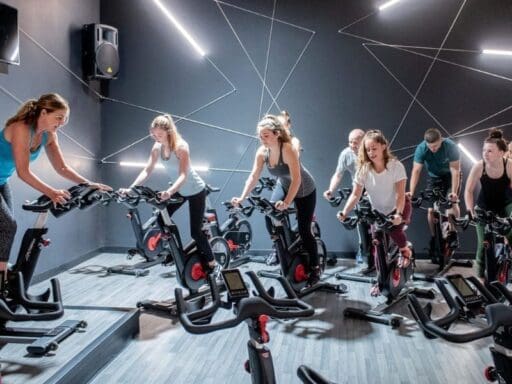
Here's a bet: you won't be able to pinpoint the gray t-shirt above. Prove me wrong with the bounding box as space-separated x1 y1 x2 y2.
335 147 358 181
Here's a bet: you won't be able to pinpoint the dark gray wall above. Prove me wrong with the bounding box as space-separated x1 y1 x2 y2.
0 0 104 276
99 0 512 255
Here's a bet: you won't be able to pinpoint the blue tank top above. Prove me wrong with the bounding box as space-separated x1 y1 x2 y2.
265 142 315 198
0 126 48 185
159 143 205 197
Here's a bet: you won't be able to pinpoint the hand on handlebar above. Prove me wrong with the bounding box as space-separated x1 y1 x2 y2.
47 188 71 206
323 189 333 200
448 192 458 203
117 187 131 196
391 214 402 226
337 211 346 222
405 191 413 199
275 200 289 211
88 182 113 192
158 190 173 201
231 196 243 206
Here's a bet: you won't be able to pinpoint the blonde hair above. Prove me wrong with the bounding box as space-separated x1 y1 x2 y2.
5 93 69 127
150 114 182 152
357 129 395 173
257 114 291 144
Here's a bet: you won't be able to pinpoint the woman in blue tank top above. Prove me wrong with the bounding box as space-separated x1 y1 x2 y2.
232 114 321 285
119 114 216 272
0 93 111 282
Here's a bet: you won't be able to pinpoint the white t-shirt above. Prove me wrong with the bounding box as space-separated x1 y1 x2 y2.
354 158 407 215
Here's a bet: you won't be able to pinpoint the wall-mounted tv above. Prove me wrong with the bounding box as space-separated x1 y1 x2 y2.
0 3 19 65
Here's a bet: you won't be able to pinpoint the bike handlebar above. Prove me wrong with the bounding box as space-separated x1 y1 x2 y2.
252 177 277 195
175 271 315 335
327 188 352 208
222 201 255 218
248 195 296 218
411 188 457 209
407 278 512 343
473 207 512 235
22 183 108 217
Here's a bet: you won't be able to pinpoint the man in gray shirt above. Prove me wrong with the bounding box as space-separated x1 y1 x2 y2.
324 129 373 272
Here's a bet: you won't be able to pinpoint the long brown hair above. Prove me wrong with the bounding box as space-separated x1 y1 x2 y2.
150 114 182 152
357 129 396 173
257 114 291 144
5 93 69 127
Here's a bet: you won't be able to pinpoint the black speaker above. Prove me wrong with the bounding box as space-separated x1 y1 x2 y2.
82 24 119 80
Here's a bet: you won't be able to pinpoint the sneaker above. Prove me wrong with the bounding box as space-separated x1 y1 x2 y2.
446 231 459 249
206 262 221 279
326 256 337 266
266 250 279 266
307 266 321 287
360 265 376 275
355 251 364 264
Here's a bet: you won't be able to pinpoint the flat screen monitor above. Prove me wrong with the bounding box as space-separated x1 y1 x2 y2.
0 3 20 65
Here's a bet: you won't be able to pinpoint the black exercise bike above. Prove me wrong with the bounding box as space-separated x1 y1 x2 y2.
249 195 346 297
133 186 229 315
411 187 472 280
175 268 336 384
455 208 511 294
0 184 102 355
202 185 255 267
408 275 512 384
340 199 434 327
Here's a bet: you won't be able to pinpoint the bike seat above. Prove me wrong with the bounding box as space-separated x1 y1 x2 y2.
486 304 512 328
205 184 220 194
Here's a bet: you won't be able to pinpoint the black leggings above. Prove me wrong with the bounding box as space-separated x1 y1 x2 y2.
294 189 318 268
0 183 16 262
165 189 214 263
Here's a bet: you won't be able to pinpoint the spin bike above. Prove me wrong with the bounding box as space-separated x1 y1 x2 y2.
328 187 372 270
175 268 336 384
108 186 170 276
411 187 472 281
249 195 346 297
202 185 255 267
340 199 434 327
408 275 512 384
457 208 511 293
0 184 101 354
133 186 230 315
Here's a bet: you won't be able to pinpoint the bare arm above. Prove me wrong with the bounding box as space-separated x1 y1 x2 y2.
339 182 364 217
280 143 301 207
291 137 301 156
449 160 461 200
408 162 423 197
128 144 159 188
234 147 266 203
394 178 406 215
45 132 91 184
464 161 483 216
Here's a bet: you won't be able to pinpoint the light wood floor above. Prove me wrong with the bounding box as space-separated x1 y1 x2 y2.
2 252 502 384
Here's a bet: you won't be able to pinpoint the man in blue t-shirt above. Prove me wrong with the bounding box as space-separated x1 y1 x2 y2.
407 128 461 249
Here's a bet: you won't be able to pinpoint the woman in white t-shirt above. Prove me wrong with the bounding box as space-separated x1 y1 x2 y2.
337 130 412 296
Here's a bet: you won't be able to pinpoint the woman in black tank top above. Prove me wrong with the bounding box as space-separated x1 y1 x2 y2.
231 114 321 285
464 129 512 279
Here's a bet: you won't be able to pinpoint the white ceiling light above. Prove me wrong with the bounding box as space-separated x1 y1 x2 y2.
153 0 206 57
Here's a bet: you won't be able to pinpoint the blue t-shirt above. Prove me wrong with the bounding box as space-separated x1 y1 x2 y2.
413 138 459 178
0 127 48 185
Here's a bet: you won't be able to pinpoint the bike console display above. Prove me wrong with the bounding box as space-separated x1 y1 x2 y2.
221 269 249 301
446 274 482 307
